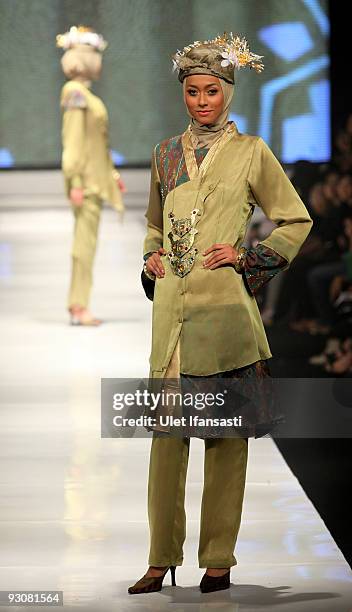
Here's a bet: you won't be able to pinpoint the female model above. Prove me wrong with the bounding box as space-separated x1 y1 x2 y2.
57 26 125 326
129 33 313 594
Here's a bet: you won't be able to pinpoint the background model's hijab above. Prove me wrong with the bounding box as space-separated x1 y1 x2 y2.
183 76 234 149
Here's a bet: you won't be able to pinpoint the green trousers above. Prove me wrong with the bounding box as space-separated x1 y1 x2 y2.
67 195 102 309
148 435 248 568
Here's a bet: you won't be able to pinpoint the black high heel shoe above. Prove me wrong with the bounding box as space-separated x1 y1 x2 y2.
128 565 176 594
200 569 230 593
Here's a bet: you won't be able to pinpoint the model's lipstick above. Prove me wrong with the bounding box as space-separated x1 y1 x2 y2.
197 110 212 116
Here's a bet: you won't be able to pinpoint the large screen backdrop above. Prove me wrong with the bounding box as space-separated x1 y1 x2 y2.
0 0 329 167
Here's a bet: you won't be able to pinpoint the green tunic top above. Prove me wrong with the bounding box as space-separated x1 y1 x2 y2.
143 123 313 378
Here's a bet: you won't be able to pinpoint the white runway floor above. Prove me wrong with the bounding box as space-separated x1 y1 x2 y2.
0 204 352 611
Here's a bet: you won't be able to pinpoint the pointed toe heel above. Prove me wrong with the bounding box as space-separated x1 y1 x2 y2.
200 569 230 593
128 565 177 595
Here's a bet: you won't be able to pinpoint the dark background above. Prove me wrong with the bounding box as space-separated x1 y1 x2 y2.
270 1 352 567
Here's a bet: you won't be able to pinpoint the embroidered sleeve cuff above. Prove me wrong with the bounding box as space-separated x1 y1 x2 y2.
141 269 155 301
243 243 289 295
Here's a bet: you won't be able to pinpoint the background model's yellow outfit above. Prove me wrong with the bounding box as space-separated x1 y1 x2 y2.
60 79 123 308
143 123 313 568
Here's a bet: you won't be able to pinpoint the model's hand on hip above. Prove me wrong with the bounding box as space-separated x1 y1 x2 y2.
202 243 238 269
146 248 167 278
70 188 84 207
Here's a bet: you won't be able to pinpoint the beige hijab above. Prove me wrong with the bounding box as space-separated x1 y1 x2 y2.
183 76 234 148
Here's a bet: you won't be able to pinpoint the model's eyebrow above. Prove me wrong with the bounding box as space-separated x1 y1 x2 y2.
187 82 219 88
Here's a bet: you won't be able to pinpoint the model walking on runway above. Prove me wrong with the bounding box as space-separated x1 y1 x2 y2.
129 32 313 594
57 26 125 326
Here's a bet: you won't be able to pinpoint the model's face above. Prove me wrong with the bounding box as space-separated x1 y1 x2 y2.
184 75 224 125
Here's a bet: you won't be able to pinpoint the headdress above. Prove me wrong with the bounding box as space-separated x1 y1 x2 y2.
56 25 107 52
172 32 264 84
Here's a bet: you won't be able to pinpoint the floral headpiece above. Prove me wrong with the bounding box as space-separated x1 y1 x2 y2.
172 32 264 84
56 25 107 52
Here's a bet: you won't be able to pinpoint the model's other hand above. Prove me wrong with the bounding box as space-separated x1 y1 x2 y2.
146 248 167 278
202 243 238 269
70 188 84 207
117 177 127 193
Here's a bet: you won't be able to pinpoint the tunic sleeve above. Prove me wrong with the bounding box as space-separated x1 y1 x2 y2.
247 137 313 264
143 147 163 257
61 109 86 190
61 88 88 190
